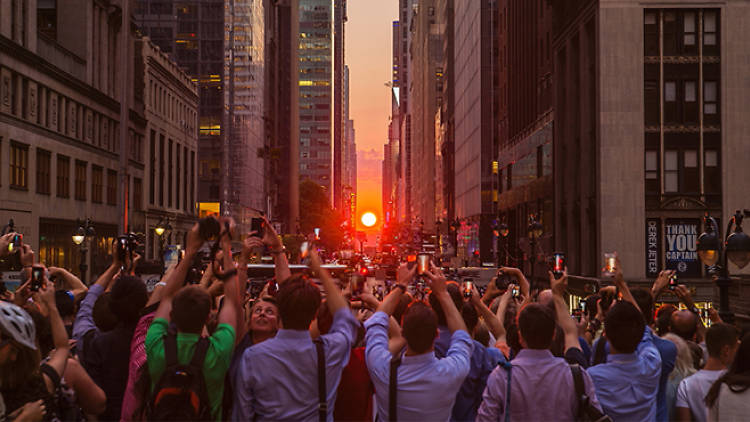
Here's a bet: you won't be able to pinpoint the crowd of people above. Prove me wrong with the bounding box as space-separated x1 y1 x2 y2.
0 215 748 422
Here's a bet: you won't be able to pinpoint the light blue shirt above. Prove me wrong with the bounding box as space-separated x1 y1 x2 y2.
587 328 662 422
364 312 473 422
232 307 359 421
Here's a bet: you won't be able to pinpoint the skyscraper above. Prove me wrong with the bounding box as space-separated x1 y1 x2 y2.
298 0 334 196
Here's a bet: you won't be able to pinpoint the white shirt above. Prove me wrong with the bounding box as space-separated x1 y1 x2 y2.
708 383 750 422
676 369 726 422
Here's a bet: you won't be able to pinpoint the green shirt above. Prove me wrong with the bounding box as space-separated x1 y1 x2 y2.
145 318 236 421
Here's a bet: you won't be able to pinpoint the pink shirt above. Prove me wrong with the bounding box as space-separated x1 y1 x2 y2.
120 311 155 421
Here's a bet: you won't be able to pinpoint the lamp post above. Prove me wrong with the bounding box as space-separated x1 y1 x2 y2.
436 219 442 257
154 217 172 275
499 222 509 266
72 219 95 284
697 210 750 324
527 216 543 283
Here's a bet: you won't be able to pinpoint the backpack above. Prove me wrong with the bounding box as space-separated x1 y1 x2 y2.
569 364 612 422
147 333 211 421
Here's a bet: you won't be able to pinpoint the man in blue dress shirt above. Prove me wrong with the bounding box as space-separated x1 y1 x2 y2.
365 264 473 421
232 251 359 421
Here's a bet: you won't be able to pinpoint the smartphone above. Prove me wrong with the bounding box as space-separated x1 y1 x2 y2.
300 241 310 259
463 281 473 298
512 286 520 298
8 234 22 253
553 252 565 278
417 253 430 275
251 218 264 236
30 266 44 292
267 280 280 296
668 273 678 290
603 253 616 277
580 300 587 314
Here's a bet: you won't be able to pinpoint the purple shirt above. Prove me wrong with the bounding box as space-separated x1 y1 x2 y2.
477 349 602 422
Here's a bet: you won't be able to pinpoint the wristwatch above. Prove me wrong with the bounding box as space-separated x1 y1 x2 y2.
269 246 286 255
394 284 407 292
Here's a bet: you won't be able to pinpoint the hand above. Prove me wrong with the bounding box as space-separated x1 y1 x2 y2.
38 277 56 307
595 298 605 322
613 254 625 285
396 263 416 287
423 263 447 294
185 223 204 254
470 284 482 305
708 307 722 324
132 252 143 268
674 285 696 309
549 268 568 296
652 270 674 295
498 267 522 278
242 236 264 260
219 217 237 245
9 399 46 422
0 232 16 257
261 217 282 249
356 308 369 322
47 266 65 278
576 314 589 337
483 278 501 299
19 244 34 268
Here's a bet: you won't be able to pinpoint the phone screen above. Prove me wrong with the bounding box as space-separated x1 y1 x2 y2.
251 218 264 235
553 252 565 276
31 267 44 291
463 281 473 298
417 254 430 275
668 274 678 290
300 241 310 258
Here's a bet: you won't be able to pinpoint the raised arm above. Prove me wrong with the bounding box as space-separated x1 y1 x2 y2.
217 218 240 329
549 270 581 353
153 223 204 321
613 255 639 312
309 249 348 315
500 267 530 305
471 285 505 340
425 264 468 334
48 267 88 296
39 276 70 393
262 218 291 283
650 270 673 301
375 263 413 316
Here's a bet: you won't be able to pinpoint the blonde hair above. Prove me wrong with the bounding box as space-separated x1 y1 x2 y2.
663 333 697 380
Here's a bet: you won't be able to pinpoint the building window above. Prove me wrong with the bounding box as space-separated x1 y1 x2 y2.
703 11 717 46
56 155 69 198
645 150 659 194
74 160 86 201
664 81 676 102
149 130 155 205
36 149 51 194
133 177 142 211
683 11 696 46
704 149 720 193
684 81 696 102
159 135 164 206
683 150 699 192
704 81 717 114
107 169 117 205
9 142 28 189
92 165 103 203
168 139 173 208
664 150 678 193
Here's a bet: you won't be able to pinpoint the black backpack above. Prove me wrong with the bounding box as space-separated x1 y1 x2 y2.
569 364 612 422
147 333 211 421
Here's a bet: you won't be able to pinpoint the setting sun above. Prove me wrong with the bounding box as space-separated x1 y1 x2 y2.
361 212 377 228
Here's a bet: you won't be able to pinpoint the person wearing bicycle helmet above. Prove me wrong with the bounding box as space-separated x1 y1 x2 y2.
0 250 70 422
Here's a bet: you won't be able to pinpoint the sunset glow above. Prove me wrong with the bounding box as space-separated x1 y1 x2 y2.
361 212 378 228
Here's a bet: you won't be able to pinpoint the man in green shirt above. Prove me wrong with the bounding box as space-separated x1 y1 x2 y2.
145 219 241 420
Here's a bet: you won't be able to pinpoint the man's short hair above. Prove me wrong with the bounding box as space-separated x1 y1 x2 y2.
670 310 698 341
54 290 75 319
631 288 655 325
705 323 739 358
276 274 321 330
109 275 148 324
461 302 479 334
428 283 462 326
656 304 678 336
517 303 556 350
171 286 212 333
402 302 438 354
92 292 119 331
605 301 645 354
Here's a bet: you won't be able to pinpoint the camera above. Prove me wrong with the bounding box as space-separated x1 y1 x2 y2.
8 234 22 253
553 252 565 278
511 286 520 298
185 250 211 285
463 281 473 299
198 216 222 241
116 233 139 263
251 218 265 236
30 266 44 292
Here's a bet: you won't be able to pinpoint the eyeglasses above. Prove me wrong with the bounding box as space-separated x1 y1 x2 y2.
252 307 277 316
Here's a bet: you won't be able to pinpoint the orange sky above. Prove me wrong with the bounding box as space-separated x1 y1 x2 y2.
346 1 398 232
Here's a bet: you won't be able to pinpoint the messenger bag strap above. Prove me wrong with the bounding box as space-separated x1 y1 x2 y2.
389 355 402 422
314 338 327 422
498 360 512 422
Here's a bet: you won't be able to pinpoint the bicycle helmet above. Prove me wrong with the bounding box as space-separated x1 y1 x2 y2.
0 301 37 350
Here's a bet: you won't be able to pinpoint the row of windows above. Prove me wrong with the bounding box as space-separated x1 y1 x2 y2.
149 130 195 213
644 9 720 56
1 138 141 209
148 78 197 132
0 68 132 158
645 148 720 195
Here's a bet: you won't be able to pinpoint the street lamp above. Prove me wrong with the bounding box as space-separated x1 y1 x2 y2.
154 218 172 274
72 219 95 284
697 210 750 324
527 216 543 283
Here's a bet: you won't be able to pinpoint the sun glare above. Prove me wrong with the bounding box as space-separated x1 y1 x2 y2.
361 212 377 228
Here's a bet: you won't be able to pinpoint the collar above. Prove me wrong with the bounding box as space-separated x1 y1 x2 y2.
514 349 555 362
275 329 312 341
607 352 638 364
401 350 437 365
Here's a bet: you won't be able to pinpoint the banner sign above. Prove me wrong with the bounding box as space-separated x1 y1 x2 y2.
664 219 700 277
646 219 661 278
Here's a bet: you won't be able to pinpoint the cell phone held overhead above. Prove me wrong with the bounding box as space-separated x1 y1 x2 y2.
416 253 430 275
